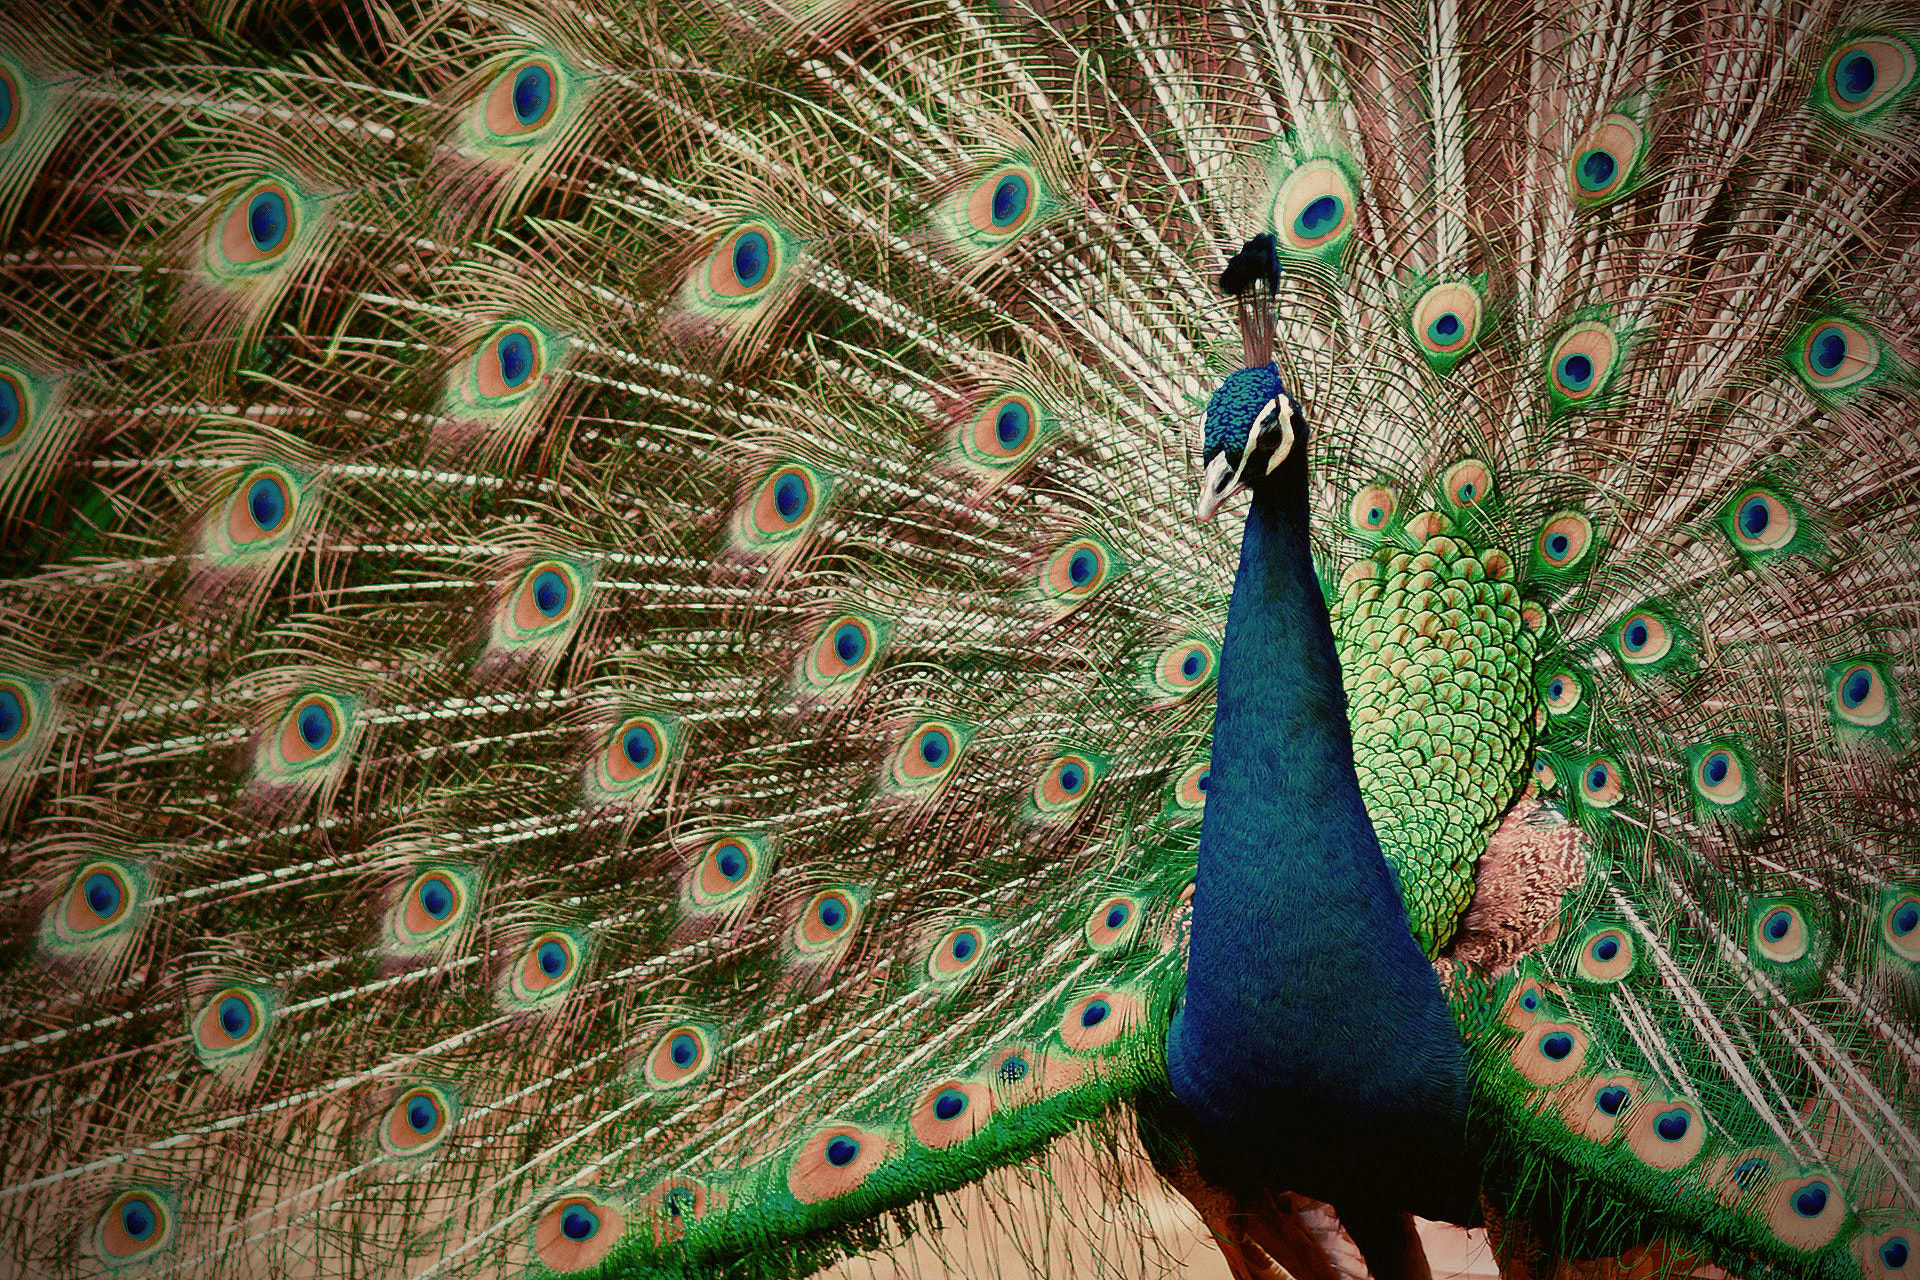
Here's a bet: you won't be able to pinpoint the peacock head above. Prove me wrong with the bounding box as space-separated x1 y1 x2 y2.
1196 362 1300 519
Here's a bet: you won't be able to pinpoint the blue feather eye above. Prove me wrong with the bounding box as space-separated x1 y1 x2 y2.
1533 512 1595 571
1596 1087 1629 1116
1058 988 1142 1052
794 888 861 955
512 64 554 126
1272 159 1356 259
912 1078 993 1148
888 720 967 794
739 462 825 548
927 923 989 982
1567 114 1644 203
95 1190 172 1261
645 1024 715 1088
224 467 301 551
788 1123 887 1203
1751 902 1811 963
1614 610 1672 665
0 66 16 145
0 369 25 448
1819 37 1917 118
1410 284 1485 367
216 180 300 268
961 391 1046 469
958 164 1044 247
535 1194 624 1271
0 683 26 747
484 57 565 140
381 1084 456 1155
1041 537 1116 608
1794 318 1880 394
506 931 582 1007
1828 658 1893 730
1085 895 1141 951
1346 484 1398 534
1548 324 1618 405
246 475 288 533
592 714 674 803
1580 758 1624 807
192 986 272 1071
468 322 546 404
271 693 353 777
1034 752 1102 817
706 223 784 300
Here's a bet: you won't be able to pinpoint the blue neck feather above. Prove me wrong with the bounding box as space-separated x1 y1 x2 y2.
1165 474 1473 1218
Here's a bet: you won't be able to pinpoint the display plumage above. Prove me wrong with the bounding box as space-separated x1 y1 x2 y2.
0 1 1914 1278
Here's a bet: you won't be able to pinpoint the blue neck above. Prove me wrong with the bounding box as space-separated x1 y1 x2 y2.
1165 480 1472 1216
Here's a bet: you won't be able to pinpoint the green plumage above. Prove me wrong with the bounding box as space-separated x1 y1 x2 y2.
0 0 1915 1278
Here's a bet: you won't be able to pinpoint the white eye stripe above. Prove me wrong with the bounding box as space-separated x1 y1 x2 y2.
1251 398 1278 432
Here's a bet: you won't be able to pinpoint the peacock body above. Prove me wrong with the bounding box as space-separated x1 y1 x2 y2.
0 0 1915 1278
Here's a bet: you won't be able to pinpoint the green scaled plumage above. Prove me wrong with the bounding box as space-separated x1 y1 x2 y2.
0 0 1915 1279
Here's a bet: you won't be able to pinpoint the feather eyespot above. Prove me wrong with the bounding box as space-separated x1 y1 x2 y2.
1348 484 1397 534
1567 114 1644 203
1882 892 1920 961
741 463 823 546
509 561 583 637
1575 926 1634 983
1273 159 1357 257
1765 1175 1847 1250
0 367 30 448
1410 283 1484 362
640 1180 717 1247
1033 753 1101 816
1057 989 1141 1053
808 615 877 686
1043 537 1114 604
691 835 764 910
1501 977 1557 1029
593 714 673 802
61 862 136 938
1820 37 1916 118
890 720 965 791
192 986 270 1063
381 1084 456 1156
927 924 988 982
644 1024 715 1089
1627 1098 1706 1169
1828 658 1892 728
0 679 33 748
1532 757 1557 790
1548 323 1618 404
1541 671 1582 715
1535 513 1595 571
1085 895 1141 951
1858 1227 1918 1280
226 467 299 548
0 64 18 147
789 1123 888 1203
961 391 1044 468
911 1079 993 1148
1173 761 1210 811
487 58 559 136
506 932 582 1006
1510 1021 1588 1085
795 889 861 955
1728 490 1796 554
279 694 346 765
706 222 783 300
1751 902 1811 963
1580 758 1624 808
1441 459 1491 509
95 1190 171 1262
1560 1074 1640 1141
534 1193 625 1273
965 165 1040 239
1795 319 1879 393
1150 638 1217 699
1692 746 1748 805
400 870 467 940
471 323 544 401
1614 611 1671 665
215 180 299 270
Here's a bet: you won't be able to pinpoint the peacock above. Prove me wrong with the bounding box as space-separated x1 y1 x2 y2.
0 0 1915 1277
